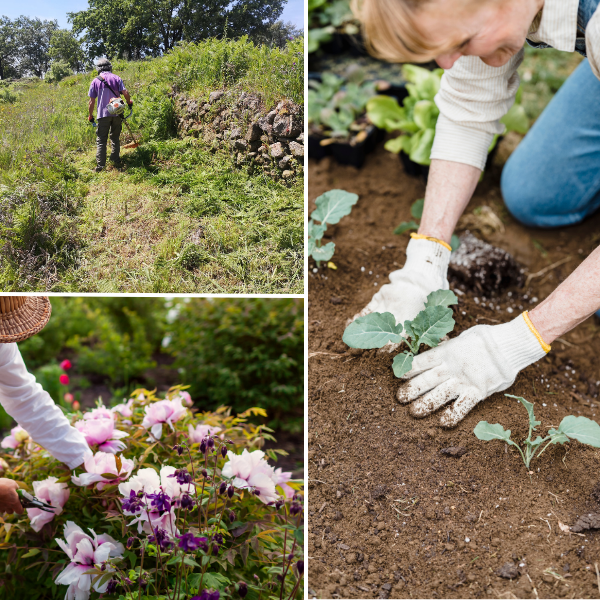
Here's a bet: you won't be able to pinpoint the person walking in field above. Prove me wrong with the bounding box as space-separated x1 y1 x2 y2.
350 0 600 426
0 297 91 514
88 58 133 172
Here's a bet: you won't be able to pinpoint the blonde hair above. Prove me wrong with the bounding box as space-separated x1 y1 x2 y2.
352 0 468 63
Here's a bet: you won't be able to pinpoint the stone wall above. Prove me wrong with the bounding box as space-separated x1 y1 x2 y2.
173 89 304 182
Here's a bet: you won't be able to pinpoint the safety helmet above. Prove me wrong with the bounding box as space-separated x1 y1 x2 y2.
107 97 127 116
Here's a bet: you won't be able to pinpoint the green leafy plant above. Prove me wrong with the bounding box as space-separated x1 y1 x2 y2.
343 289 457 377
308 0 358 54
474 394 600 471
308 72 376 142
394 198 460 251
367 65 530 165
308 189 358 265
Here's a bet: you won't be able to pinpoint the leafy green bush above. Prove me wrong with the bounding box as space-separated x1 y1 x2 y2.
0 388 304 599
45 61 73 84
308 0 358 53
0 87 19 104
167 299 304 432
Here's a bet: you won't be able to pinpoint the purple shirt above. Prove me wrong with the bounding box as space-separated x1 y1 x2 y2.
88 72 126 119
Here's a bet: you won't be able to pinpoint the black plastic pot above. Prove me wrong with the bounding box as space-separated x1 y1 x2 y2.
330 125 378 168
319 33 367 57
308 133 332 161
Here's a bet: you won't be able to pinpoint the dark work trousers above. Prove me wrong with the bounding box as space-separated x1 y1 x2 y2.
96 116 122 168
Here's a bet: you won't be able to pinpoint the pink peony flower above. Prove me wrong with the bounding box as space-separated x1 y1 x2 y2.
59 374 69 385
60 359 72 370
74 418 128 454
83 406 114 421
111 399 134 418
71 452 134 491
27 477 70 532
188 423 221 444
55 521 123 600
179 391 193 407
273 467 295 499
141 397 187 440
221 449 279 504
1 425 30 449
118 465 193 535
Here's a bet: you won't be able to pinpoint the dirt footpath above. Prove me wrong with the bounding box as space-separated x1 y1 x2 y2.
307 147 600 599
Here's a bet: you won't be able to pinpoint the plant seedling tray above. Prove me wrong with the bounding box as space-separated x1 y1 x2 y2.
330 125 380 168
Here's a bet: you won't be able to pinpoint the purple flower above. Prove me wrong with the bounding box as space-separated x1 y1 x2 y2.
168 468 193 485
238 581 248 598
126 537 136 549
212 533 223 545
148 528 173 551
107 579 118 593
229 510 236 523
192 590 220 600
200 439 207 453
219 481 227 495
296 560 304 575
290 502 302 516
147 490 171 514
180 493 195 510
178 533 208 552
220 445 227 458
207 437 215 450
227 485 234 499
121 490 144 514
173 444 185 456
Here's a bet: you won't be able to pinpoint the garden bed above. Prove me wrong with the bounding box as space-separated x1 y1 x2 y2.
307 147 600 599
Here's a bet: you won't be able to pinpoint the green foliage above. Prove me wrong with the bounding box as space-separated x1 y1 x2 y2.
0 390 304 599
166 298 304 432
368 65 530 166
308 0 358 53
475 394 600 471
48 29 86 72
308 72 376 139
343 289 457 377
0 87 19 104
45 60 73 83
308 189 359 266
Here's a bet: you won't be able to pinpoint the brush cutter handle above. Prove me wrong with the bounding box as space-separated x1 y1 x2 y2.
89 116 97 128
122 107 133 121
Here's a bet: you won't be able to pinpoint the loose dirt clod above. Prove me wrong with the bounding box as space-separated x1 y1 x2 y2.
592 482 600 504
496 562 519 579
440 446 467 457
449 231 523 293
571 512 600 532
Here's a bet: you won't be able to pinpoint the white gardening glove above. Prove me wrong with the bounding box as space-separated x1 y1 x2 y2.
397 312 549 427
350 237 451 348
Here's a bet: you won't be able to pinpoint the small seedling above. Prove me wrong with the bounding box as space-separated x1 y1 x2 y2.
474 394 600 471
308 189 358 266
394 198 460 251
343 289 457 377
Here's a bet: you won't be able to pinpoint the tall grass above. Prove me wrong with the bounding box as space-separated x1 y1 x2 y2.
0 37 304 293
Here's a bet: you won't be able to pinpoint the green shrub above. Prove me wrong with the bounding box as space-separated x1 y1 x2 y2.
45 60 73 84
167 298 304 432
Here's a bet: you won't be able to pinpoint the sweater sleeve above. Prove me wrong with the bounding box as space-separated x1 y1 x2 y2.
0 343 91 469
430 51 524 170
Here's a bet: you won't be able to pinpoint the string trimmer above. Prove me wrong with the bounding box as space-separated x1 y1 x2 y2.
89 98 141 149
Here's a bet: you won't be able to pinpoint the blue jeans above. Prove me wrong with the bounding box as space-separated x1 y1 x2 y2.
501 59 600 228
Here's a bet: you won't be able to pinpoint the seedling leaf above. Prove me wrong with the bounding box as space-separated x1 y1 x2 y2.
392 352 414 378
394 220 419 235
311 189 359 225
557 415 600 448
409 305 454 348
311 242 335 262
343 312 403 349
506 394 541 431
410 198 424 220
425 290 458 309
547 429 570 445
474 422 516 446
308 219 327 241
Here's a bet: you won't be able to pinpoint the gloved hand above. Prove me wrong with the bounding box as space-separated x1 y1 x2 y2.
397 312 549 427
88 115 94 123
128 101 133 108
350 236 451 349
0 478 23 514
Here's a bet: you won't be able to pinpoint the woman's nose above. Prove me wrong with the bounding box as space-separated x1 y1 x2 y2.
436 52 462 69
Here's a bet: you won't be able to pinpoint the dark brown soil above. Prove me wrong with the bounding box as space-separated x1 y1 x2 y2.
307 147 600 600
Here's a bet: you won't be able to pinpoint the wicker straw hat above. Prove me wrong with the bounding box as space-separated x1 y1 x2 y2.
0 297 52 343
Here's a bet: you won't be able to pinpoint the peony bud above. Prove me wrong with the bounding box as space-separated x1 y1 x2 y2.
72 400 80 411
64 393 74 403
60 359 72 370
219 481 227 495
59 374 69 385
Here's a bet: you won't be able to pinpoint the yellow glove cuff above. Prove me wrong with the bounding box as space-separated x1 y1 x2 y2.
410 233 452 252
522 311 551 354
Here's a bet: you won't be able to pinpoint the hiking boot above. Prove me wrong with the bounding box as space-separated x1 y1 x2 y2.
93 166 104 173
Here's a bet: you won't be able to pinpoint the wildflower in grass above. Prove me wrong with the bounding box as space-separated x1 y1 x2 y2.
188 423 221 444
75 417 128 453
142 397 187 440
54 521 124 600
59 374 69 385
71 452 134 490
27 476 70 532
221 449 279 504
1 425 30 449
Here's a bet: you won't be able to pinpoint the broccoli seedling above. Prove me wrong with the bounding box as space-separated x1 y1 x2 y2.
342 289 457 377
474 394 600 471
308 189 359 267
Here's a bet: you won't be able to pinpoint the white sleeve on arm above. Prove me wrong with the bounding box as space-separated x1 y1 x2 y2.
0 344 91 469
431 50 524 170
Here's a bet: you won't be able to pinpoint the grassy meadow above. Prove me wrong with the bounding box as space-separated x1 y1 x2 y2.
0 37 304 293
